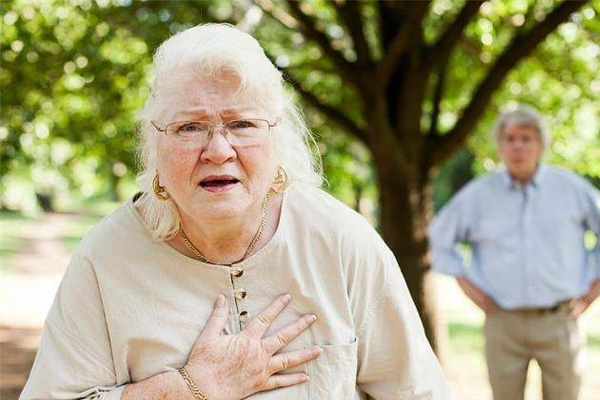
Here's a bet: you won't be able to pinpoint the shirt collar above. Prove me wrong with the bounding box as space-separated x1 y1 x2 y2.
502 164 547 190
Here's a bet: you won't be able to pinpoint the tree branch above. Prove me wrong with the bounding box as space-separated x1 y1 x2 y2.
256 3 367 143
377 0 410 49
281 67 368 144
284 0 357 84
253 0 298 30
427 0 585 168
379 28 411 89
428 67 446 138
332 0 371 65
380 1 431 89
425 0 484 70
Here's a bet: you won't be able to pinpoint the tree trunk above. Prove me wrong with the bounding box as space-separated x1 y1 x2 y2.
371 139 447 361
35 192 54 213
353 183 363 214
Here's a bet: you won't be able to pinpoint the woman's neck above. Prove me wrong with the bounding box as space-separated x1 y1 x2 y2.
170 194 283 265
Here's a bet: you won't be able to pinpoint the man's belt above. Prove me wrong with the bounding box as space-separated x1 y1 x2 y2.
508 300 572 316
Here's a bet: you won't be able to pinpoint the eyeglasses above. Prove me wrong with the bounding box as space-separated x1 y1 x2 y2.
151 119 277 147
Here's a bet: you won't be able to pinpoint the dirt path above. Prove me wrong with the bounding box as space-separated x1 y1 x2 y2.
0 213 74 400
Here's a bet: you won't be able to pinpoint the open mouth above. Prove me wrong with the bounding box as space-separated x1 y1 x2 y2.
199 176 240 192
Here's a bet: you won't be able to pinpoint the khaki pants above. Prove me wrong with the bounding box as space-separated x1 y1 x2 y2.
484 304 584 400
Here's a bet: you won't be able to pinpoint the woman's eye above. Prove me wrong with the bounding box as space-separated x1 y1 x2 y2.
177 123 208 134
181 124 199 132
229 120 255 129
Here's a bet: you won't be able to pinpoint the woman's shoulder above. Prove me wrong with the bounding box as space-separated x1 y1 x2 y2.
285 185 400 290
285 184 385 249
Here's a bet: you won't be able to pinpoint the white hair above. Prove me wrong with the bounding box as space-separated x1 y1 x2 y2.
134 23 323 241
492 104 552 152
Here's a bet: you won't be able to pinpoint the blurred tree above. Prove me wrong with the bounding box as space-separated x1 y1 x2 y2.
0 0 221 210
246 0 595 353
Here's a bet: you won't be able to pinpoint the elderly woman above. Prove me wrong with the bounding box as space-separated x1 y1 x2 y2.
20 24 450 400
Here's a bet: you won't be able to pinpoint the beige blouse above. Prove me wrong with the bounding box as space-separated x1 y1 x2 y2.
20 185 451 400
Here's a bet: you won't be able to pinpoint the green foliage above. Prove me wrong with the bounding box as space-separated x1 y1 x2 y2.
1 0 599 214
0 0 219 211
432 149 476 211
466 0 600 178
249 0 600 212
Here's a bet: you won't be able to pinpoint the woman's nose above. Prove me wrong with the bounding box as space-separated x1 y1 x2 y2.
199 128 237 164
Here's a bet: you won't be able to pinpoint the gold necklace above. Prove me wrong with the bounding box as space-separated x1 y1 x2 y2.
179 192 272 265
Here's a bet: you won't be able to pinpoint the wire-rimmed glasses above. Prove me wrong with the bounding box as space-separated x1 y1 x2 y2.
151 119 277 147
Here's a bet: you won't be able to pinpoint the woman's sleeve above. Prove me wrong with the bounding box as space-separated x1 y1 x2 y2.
350 238 452 400
19 250 126 400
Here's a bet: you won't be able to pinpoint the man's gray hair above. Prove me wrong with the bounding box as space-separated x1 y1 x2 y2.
134 23 323 241
492 104 551 151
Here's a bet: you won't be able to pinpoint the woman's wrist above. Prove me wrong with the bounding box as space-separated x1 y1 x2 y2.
184 364 227 400
178 366 211 400
121 370 197 400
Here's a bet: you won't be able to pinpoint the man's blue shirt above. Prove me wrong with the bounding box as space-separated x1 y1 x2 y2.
428 164 600 310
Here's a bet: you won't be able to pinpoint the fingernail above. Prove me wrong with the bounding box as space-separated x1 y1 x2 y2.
313 347 323 355
283 293 292 303
310 314 317 322
303 375 311 382
216 294 225 307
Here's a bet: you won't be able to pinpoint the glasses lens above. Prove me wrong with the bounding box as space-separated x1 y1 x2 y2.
167 121 211 137
225 119 269 145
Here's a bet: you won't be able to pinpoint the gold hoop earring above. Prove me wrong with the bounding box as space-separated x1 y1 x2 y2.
152 172 171 201
270 166 290 195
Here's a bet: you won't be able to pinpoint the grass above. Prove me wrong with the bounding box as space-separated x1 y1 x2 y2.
0 212 35 273
56 201 121 252
0 204 117 266
447 321 484 354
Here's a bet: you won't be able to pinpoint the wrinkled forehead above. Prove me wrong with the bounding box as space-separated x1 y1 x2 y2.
158 72 266 122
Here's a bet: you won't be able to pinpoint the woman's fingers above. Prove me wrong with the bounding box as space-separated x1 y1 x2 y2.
201 294 230 337
262 373 310 391
262 314 317 354
243 294 291 338
268 346 322 374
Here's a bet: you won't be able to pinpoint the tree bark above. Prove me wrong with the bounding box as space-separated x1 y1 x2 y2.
371 131 445 357
35 192 54 213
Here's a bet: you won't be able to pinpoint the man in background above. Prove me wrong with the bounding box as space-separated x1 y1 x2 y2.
428 105 600 400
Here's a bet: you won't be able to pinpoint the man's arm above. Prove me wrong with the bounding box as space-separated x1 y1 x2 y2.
569 279 600 318
428 196 469 277
570 180 600 318
570 178 600 318
456 276 499 315
429 189 499 315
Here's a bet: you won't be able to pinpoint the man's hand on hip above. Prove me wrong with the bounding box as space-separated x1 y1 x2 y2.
569 278 600 319
456 276 500 315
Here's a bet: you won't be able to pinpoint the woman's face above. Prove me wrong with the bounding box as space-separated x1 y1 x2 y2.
156 75 278 224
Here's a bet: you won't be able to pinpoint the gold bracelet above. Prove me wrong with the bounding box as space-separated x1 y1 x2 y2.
178 367 209 400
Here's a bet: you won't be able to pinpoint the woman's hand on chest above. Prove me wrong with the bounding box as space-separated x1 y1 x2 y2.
185 294 322 400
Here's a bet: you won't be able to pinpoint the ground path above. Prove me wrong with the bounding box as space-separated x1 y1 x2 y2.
0 213 74 400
